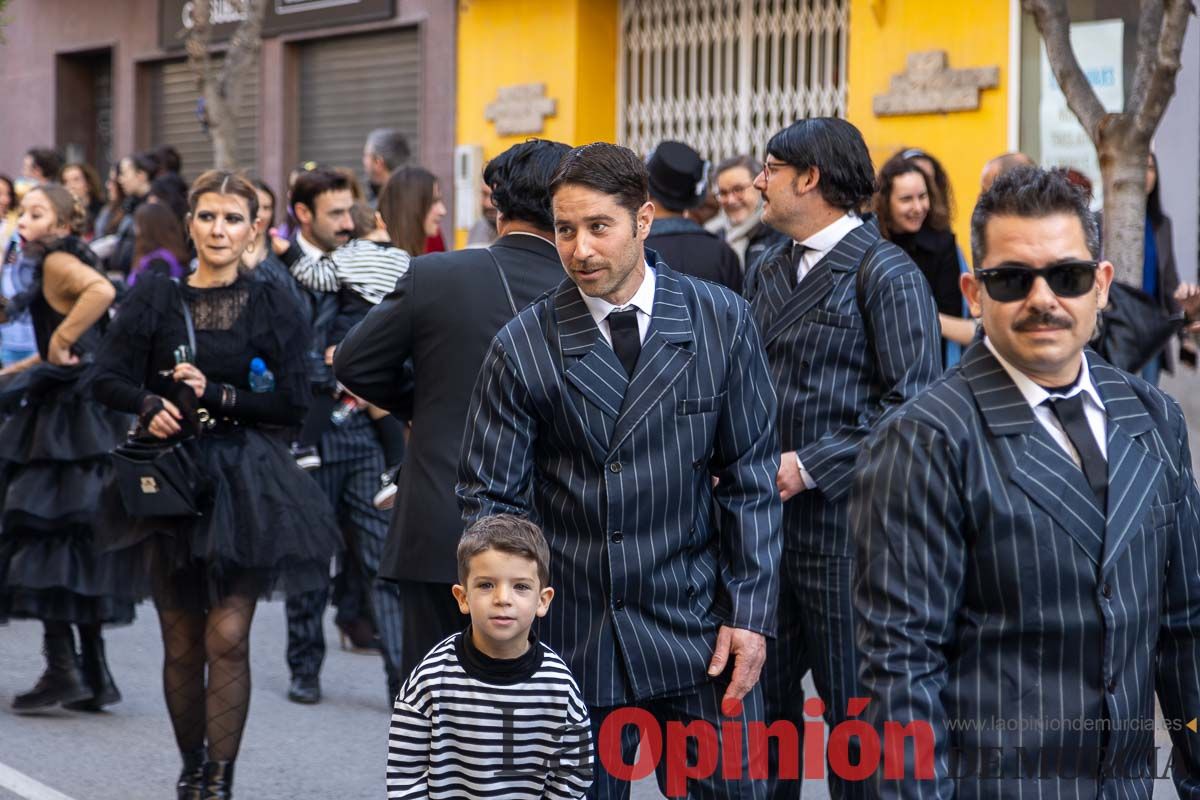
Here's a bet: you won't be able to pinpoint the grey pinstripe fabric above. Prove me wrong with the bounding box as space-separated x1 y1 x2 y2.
853 342 1200 799
747 217 942 557
457 257 783 707
748 217 941 800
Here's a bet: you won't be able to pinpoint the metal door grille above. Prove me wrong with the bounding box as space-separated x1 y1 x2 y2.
618 0 848 159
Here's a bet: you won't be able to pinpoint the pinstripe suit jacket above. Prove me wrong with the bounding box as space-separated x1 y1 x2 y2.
457 259 783 706
852 342 1200 799
747 218 941 556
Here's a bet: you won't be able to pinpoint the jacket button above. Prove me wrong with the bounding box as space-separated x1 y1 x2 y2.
609 462 622 474
1107 679 1118 693
611 531 623 543
800 360 810 370
614 599 625 610
692 459 704 470
1101 583 1113 599
686 585 697 597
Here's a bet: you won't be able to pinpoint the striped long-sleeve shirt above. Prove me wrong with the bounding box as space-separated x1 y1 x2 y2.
289 238 411 305
387 632 593 799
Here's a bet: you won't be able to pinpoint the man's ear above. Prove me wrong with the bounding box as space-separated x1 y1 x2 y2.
294 203 313 226
796 165 820 195
961 269 983 319
1095 260 1115 310
635 201 654 240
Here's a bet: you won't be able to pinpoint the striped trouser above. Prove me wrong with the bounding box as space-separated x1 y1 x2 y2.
284 416 403 686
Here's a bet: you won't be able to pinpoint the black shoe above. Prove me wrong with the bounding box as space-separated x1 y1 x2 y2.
176 747 206 800
372 465 400 510
287 674 321 704
336 618 381 653
12 631 93 712
63 632 122 711
290 443 321 471
202 760 235 800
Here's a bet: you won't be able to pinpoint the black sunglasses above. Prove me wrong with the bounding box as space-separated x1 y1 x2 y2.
975 260 1099 302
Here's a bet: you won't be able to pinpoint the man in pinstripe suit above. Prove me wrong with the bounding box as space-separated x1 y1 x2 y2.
744 118 942 800
853 167 1200 798
458 142 783 799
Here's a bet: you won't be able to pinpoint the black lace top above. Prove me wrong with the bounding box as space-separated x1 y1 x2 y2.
91 271 310 426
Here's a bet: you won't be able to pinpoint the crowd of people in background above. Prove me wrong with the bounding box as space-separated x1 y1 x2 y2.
1 119 1199 800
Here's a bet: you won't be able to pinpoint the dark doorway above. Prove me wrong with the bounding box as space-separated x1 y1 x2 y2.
56 49 114 177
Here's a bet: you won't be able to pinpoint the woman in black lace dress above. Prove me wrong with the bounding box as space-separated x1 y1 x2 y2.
92 171 339 800
0 184 135 712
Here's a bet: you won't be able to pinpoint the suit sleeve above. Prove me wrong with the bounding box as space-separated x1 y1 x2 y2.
797 260 942 502
710 305 783 635
456 336 537 522
853 416 965 800
333 268 416 416
1155 404 1200 796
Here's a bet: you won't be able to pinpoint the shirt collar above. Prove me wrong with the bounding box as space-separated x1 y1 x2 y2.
504 230 555 246
795 212 861 257
297 232 327 259
581 263 657 325
983 337 1104 412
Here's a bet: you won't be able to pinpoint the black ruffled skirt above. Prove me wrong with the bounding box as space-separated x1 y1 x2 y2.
0 364 139 625
95 424 340 611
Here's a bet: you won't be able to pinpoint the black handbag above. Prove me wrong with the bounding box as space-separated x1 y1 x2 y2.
110 282 206 518
1094 281 1186 374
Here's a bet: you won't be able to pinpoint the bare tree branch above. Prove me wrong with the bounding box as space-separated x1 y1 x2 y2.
1022 0 1107 141
1134 0 1196 138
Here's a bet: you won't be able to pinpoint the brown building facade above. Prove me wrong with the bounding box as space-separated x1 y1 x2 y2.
0 0 456 221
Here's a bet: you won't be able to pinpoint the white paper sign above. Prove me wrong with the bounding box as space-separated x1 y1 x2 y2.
1038 19 1125 205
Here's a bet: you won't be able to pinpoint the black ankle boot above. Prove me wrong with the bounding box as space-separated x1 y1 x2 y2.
63 631 122 711
202 760 235 800
11 630 93 712
176 748 206 800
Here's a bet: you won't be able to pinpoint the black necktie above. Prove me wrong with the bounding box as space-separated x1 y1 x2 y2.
1045 393 1107 507
789 243 810 290
607 309 641 378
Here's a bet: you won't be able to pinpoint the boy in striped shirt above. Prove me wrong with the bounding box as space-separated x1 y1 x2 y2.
387 515 593 799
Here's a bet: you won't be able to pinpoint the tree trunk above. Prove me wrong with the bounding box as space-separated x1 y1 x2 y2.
205 85 238 171
1096 119 1149 287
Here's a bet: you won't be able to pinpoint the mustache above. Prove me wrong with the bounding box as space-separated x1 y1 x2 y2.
1012 310 1073 332
336 228 353 238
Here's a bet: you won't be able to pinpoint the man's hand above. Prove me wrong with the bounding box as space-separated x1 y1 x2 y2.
47 333 80 367
1176 283 1200 331
776 452 806 501
173 363 208 398
707 626 767 715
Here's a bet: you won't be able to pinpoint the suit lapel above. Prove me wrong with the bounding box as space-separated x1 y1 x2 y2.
1089 354 1164 571
553 284 626 453
609 266 695 455
963 344 1105 566
760 223 876 346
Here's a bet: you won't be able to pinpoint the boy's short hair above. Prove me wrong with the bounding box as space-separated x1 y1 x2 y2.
349 201 377 238
457 515 551 588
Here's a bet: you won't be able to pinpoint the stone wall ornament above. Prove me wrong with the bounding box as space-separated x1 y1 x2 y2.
873 50 1000 116
484 83 557 136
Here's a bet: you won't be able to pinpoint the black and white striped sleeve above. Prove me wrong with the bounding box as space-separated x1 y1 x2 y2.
386 688 432 799
544 680 594 799
288 250 340 294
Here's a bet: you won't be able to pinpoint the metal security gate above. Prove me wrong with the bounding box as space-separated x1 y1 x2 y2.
297 28 421 181
149 59 259 181
618 0 848 159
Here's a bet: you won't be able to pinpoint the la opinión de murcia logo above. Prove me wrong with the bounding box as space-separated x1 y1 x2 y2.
492 699 1199 795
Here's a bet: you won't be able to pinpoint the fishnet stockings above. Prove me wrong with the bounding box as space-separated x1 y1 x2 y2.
156 595 257 762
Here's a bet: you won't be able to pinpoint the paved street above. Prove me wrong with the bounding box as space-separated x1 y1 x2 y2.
0 368 1195 800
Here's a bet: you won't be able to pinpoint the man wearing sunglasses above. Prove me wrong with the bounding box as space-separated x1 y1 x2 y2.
853 166 1200 799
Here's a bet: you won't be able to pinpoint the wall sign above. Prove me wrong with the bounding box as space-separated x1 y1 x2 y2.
873 50 999 116
160 0 395 49
484 84 557 136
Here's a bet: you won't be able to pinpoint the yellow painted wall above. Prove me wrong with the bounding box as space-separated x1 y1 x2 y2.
455 0 619 246
847 0 1013 263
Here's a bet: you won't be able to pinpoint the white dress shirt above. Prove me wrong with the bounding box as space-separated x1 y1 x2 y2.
297 231 327 260
580 264 656 347
985 338 1108 463
793 213 864 285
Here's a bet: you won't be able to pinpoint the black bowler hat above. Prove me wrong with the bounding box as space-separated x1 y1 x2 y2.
646 141 709 212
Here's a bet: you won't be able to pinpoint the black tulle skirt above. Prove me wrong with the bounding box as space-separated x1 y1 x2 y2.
0 363 139 625
95 424 340 611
